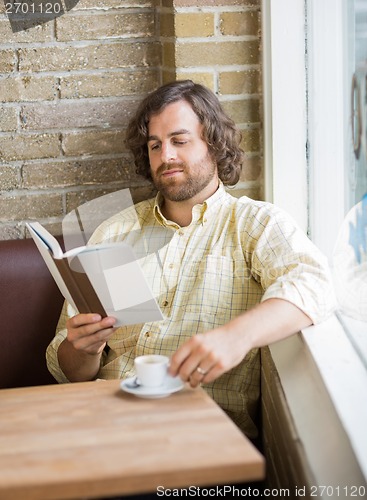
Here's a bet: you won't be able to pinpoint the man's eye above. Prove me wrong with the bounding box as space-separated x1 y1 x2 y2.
150 144 160 151
174 140 187 145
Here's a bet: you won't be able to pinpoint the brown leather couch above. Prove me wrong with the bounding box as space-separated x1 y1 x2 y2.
0 237 64 389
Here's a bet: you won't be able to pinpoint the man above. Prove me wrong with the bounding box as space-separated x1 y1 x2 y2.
333 193 367 321
47 80 335 439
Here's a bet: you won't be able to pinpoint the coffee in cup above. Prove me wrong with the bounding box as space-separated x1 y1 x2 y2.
134 354 169 388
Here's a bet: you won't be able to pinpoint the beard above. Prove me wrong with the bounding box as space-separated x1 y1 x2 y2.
151 152 217 202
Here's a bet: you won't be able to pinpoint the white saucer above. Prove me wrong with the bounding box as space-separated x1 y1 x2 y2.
120 376 184 399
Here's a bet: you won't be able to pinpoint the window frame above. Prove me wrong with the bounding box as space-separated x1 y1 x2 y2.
261 0 367 483
261 0 308 234
307 0 353 259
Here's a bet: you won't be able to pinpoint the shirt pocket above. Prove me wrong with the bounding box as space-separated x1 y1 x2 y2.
182 255 235 319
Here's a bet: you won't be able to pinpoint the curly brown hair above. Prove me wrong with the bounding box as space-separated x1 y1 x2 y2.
125 80 244 186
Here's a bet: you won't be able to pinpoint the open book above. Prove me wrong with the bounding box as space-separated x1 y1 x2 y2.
26 222 164 327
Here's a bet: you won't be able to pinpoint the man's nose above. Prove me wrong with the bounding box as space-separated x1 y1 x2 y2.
160 142 177 163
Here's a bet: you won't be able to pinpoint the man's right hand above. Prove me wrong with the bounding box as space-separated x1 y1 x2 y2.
58 314 117 382
66 313 116 355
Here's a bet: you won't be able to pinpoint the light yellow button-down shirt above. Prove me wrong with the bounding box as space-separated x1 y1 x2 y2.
47 184 335 438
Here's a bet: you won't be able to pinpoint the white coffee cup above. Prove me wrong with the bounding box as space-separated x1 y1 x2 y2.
134 354 169 388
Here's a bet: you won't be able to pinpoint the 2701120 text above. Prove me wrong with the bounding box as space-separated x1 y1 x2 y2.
5 2 62 15
309 485 366 497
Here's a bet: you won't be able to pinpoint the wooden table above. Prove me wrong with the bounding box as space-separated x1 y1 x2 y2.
0 379 265 499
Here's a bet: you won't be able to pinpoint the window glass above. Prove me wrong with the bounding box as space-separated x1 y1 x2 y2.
332 0 367 350
350 1 367 206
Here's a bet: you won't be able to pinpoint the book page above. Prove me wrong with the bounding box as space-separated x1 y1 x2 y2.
27 226 79 311
74 243 164 326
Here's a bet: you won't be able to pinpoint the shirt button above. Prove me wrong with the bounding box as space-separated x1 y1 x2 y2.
168 263 174 269
162 300 169 307
145 331 151 338
178 230 184 236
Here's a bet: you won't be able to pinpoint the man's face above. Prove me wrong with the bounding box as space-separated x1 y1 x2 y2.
147 100 218 202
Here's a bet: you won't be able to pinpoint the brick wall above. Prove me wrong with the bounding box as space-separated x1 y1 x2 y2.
161 0 262 201
0 0 262 240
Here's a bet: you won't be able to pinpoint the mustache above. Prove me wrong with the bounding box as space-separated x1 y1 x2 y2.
156 162 186 175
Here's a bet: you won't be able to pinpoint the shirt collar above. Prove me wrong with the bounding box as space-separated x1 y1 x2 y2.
153 181 228 228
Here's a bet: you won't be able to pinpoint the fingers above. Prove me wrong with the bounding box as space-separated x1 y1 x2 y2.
168 335 223 388
66 314 116 354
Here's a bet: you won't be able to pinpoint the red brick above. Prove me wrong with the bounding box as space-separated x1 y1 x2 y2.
18 43 161 72
61 130 126 156
56 12 155 41
20 100 139 130
0 134 60 161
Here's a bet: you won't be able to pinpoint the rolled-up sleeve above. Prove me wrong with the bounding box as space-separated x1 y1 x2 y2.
247 204 336 324
46 301 75 383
